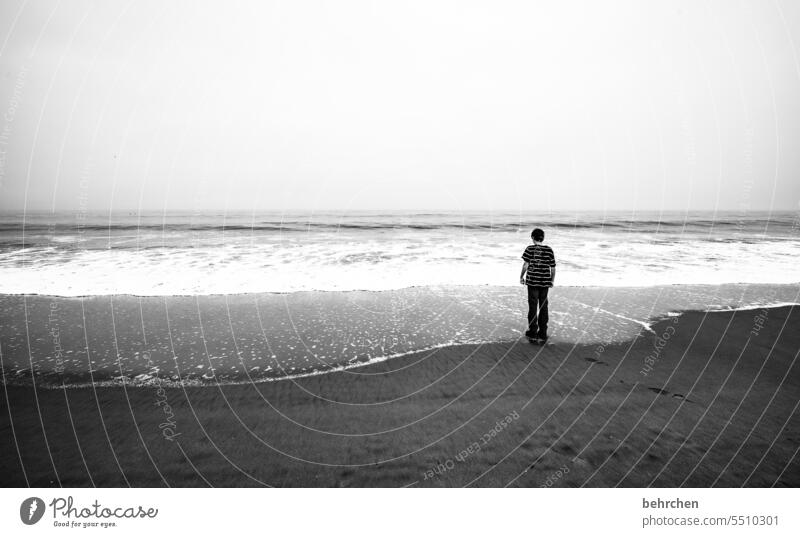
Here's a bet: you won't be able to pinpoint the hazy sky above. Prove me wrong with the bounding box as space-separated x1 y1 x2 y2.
0 0 798 212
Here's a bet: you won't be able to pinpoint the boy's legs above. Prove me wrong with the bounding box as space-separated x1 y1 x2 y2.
536 287 549 338
526 284 537 335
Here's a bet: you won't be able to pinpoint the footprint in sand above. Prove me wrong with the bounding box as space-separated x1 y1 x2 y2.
648 387 697 404
554 443 578 456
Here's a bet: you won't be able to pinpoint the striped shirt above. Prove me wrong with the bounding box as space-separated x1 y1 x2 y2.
522 243 556 287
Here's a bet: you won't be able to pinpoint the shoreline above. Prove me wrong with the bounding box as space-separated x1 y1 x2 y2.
1 283 798 388
4 302 798 391
1 281 798 300
1 305 798 487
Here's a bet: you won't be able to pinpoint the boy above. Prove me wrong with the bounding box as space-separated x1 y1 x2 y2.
519 228 556 342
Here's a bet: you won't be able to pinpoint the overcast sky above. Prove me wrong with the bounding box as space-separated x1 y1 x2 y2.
0 0 798 212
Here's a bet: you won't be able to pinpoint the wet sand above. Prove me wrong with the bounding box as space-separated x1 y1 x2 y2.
1 283 797 386
1 305 798 487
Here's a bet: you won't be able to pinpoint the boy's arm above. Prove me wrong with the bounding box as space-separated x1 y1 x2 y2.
551 266 556 285
520 262 529 285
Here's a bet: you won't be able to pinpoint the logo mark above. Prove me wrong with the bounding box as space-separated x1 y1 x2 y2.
20 497 45 525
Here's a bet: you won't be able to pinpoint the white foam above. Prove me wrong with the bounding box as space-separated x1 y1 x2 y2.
2 227 799 296
702 302 800 313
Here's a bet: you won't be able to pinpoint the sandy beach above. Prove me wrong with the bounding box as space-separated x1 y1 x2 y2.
2 302 798 487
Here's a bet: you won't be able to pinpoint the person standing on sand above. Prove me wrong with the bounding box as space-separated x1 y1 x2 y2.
519 228 556 343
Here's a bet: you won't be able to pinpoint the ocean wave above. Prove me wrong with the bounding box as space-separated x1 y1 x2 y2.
1 215 796 234
0 212 798 295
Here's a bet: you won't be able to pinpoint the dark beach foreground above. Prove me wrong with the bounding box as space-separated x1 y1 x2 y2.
1 305 798 487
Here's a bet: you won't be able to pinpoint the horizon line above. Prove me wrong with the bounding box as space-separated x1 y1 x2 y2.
0 208 796 215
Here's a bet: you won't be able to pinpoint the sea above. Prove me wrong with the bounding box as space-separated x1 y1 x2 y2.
1 210 799 296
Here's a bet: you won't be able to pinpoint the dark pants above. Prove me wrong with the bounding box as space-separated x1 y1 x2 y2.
526 285 549 336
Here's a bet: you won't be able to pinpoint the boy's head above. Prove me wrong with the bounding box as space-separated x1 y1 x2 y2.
531 228 545 242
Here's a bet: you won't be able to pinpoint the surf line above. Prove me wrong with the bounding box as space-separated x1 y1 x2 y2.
701 301 800 313
570 300 656 334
